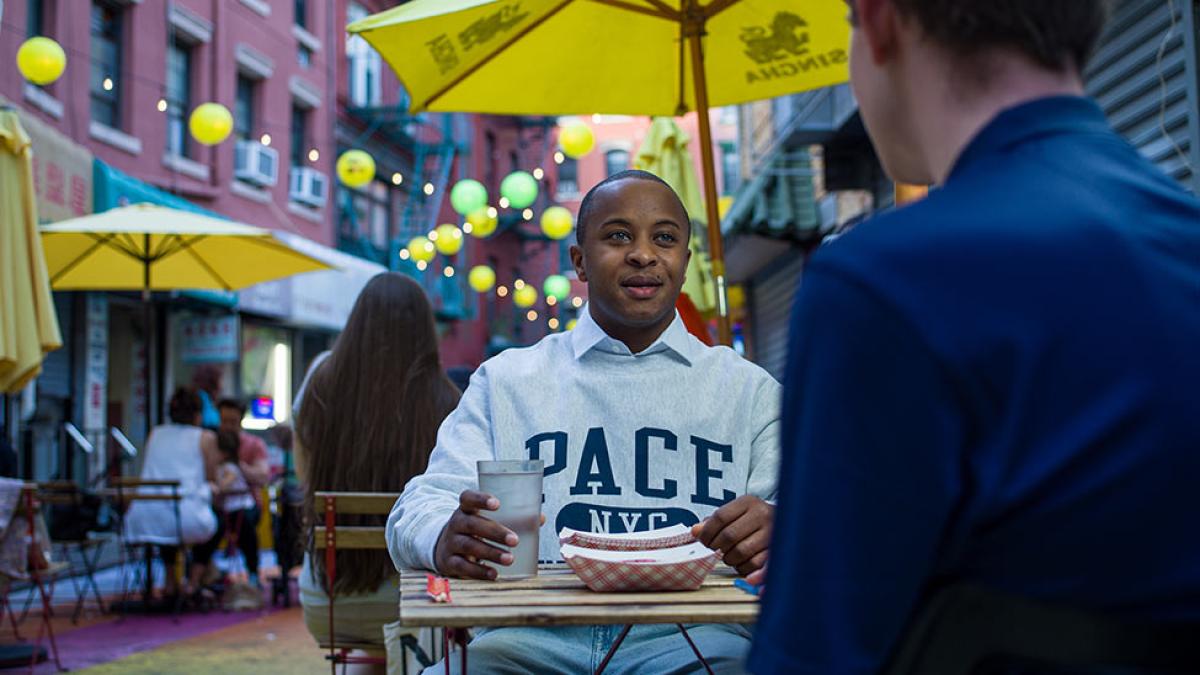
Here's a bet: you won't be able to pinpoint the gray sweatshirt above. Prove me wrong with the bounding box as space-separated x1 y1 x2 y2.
387 308 782 571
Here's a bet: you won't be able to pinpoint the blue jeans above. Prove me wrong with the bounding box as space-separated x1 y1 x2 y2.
423 623 752 674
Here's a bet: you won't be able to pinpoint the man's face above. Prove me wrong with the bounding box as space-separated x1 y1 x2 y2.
218 407 240 435
570 179 690 337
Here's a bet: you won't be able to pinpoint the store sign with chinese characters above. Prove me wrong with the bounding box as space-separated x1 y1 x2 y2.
180 316 240 364
83 294 108 432
6 96 94 222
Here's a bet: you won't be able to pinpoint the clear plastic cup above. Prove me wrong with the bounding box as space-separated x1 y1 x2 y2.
476 459 543 580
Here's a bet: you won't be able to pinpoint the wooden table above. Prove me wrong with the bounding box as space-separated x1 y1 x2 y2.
399 564 759 674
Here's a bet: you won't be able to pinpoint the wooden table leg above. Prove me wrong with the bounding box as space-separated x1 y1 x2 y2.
676 624 714 675
593 624 633 675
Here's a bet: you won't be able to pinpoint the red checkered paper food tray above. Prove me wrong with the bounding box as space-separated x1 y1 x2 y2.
561 542 720 592
557 524 696 551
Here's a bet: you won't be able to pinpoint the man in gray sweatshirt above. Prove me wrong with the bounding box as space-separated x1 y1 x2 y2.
388 170 781 673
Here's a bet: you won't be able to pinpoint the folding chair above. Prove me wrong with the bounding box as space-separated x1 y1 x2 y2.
34 481 112 623
103 477 185 619
313 491 433 675
0 484 64 672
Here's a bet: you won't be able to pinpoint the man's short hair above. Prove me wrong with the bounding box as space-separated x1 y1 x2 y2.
217 398 246 416
575 169 691 244
889 1 1111 73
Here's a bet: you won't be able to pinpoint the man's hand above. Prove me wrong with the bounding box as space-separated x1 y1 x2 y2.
691 495 773 576
434 490 518 580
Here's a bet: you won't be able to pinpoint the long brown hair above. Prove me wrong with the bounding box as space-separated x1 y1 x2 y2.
296 273 460 594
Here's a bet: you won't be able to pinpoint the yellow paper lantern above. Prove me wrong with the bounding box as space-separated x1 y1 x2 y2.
468 265 496 293
558 121 595 159
467 206 499 238
16 37 66 85
406 236 436 264
513 285 538 309
337 149 376 188
188 103 233 146
540 206 574 240
433 224 464 256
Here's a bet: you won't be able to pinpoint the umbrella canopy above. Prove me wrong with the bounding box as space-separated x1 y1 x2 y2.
0 108 62 393
636 117 717 316
41 204 332 292
349 0 850 344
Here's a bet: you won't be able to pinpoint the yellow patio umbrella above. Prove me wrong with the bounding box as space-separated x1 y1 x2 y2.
636 117 717 317
0 108 62 393
40 204 331 292
348 0 850 344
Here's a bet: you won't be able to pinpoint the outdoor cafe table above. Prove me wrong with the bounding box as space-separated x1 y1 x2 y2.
399 564 759 675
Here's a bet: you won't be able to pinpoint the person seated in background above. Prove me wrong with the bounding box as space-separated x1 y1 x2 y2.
217 399 270 497
751 1 1200 672
295 272 460 674
388 171 781 674
123 388 219 599
190 431 261 591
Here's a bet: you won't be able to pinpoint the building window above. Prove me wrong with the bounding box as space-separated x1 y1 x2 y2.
166 38 194 158
721 143 740 196
290 105 308 168
294 0 307 28
90 1 123 129
298 44 312 68
348 180 390 249
27 0 47 37
556 157 579 198
235 75 256 141
605 149 630 177
346 3 382 107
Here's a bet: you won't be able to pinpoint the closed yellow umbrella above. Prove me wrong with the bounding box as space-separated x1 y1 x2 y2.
0 108 62 394
40 204 331 292
349 0 849 344
636 117 717 316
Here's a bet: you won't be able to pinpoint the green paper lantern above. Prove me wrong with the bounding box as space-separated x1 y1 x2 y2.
450 179 488 216
543 275 571 302
500 171 539 210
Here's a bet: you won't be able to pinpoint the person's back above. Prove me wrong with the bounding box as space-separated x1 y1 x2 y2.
752 2 1200 672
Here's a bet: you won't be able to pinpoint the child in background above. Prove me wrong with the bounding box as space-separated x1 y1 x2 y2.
213 430 260 585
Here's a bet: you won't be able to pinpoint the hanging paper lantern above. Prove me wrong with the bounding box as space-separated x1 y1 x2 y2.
16 37 66 86
513 285 538 309
500 171 538 210
468 265 496 293
188 103 233 146
467 206 499 238
450 179 488 216
558 121 595 159
566 319 578 331
337 149 376 188
433 224 464 256
543 275 571 302
540 206 574 240
406 236 436 263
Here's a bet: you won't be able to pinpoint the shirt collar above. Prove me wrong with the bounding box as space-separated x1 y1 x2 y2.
570 305 696 365
948 96 1110 182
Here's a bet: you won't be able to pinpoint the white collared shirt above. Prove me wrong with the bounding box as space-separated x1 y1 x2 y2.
387 306 782 569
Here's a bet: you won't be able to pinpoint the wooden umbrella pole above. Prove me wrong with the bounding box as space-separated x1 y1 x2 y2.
686 8 732 346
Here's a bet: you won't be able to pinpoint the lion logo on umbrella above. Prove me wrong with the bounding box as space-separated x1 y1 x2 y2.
741 12 810 64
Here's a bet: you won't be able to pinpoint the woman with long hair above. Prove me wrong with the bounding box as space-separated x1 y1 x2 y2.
295 273 460 669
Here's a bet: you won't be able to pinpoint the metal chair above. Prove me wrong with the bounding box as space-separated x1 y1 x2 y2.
0 484 64 672
104 477 185 619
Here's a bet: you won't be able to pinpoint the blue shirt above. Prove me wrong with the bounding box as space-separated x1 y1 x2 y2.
750 97 1200 674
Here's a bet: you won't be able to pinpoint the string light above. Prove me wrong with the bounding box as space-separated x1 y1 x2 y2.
399 249 410 260
526 310 538 322
487 206 498 218
103 77 114 91
554 152 565 164
522 208 533 220
548 318 560 330
423 182 435 195
571 296 584 308
428 229 440 241
416 260 428 271
308 148 319 161
514 279 526 290
462 223 474 234
443 266 455 278
497 286 509 298
156 98 168 112
260 133 272 146
499 197 510 209
533 168 544 180
546 296 557 306
392 172 403 185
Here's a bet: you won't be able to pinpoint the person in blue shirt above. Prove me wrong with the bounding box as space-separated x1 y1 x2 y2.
750 1 1200 673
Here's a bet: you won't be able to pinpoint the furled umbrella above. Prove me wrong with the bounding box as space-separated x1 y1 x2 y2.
0 106 61 394
348 0 850 344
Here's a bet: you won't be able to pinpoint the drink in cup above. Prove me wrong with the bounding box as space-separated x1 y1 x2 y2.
476 460 543 580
